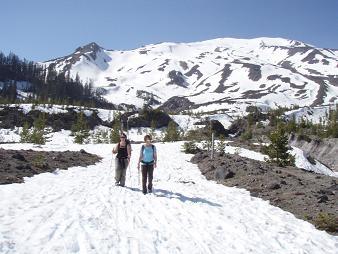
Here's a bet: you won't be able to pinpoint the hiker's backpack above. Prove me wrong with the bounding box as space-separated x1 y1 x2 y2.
117 139 131 158
141 144 155 159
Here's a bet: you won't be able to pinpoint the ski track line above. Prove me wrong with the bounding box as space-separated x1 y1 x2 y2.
0 142 337 254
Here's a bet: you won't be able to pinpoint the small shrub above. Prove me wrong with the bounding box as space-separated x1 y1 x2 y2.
240 129 252 141
314 213 337 233
181 141 200 154
32 154 46 168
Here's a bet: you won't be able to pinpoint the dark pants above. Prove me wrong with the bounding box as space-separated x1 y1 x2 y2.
141 164 154 194
115 158 129 186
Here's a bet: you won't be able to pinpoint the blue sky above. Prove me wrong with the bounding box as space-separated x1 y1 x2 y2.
1 0 337 61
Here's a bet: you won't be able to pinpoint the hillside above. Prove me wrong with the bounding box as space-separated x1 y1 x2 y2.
43 37 338 114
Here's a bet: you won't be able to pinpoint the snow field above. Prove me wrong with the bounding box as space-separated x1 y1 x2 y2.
0 141 337 254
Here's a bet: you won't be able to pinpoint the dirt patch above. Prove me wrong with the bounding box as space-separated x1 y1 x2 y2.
0 148 102 184
191 151 337 235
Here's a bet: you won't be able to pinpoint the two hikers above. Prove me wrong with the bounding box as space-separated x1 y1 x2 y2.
112 132 131 187
112 133 157 194
137 134 157 194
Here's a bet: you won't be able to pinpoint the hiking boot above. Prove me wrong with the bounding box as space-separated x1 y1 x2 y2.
143 189 147 195
148 188 152 193
115 182 120 186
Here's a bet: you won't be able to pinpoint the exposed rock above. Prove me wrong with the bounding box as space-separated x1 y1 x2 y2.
0 148 101 184
185 65 203 80
158 96 195 114
191 149 338 235
289 135 338 171
12 153 26 161
268 182 281 190
123 110 174 128
167 70 188 88
317 195 329 203
0 106 103 131
136 90 161 106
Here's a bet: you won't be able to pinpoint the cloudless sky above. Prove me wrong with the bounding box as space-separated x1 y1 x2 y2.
1 0 337 61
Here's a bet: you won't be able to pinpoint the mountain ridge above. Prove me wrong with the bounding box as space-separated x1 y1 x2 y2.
42 37 338 114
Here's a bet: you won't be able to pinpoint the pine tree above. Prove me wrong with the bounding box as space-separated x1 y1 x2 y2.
164 121 180 142
285 114 297 133
216 135 226 155
72 112 90 144
110 120 121 143
20 122 31 143
327 106 338 138
94 130 103 144
266 126 295 167
30 113 46 144
150 119 157 141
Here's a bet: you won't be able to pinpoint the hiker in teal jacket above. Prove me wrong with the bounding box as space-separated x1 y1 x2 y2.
137 134 157 194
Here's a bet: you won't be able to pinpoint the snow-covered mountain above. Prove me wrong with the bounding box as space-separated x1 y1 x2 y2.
43 37 338 114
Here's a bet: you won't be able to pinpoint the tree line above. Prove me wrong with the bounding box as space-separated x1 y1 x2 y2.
0 51 114 108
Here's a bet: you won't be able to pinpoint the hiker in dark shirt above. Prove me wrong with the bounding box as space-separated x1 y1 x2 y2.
137 134 157 194
112 133 131 187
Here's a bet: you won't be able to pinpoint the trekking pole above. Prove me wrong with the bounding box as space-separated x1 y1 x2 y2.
110 155 114 181
109 156 113 170
138 166 140 188
128 160 132 187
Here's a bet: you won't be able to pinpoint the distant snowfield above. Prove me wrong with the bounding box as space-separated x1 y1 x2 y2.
43 37 338 111
0 138 337 253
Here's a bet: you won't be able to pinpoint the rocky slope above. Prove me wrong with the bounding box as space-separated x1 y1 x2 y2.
289 136 338 171
191 151 337 234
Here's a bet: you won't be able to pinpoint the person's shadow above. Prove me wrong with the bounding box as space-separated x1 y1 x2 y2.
153 188 222 207
124 187 222 207
124 186 141 192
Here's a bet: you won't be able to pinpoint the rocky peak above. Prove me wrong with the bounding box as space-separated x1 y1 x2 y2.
75 42 102 54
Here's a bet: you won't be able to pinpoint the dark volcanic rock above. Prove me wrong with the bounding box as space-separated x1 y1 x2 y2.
158 96 195 114
12 153 26 161
167 70 187 87
215 167 235 180
123 110 174 128
191 150 338 235
317 195 329 203
0 148 101 184
268 182 281 190
0 106 103 131
136 90 161 106
185 65 203 80
194 119 229 137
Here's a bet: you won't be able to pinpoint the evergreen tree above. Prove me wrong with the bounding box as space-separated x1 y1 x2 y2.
285 114 297 133
327 106 338 138
216 135 226 155
30 113 46 144
150 119 157 141
164 121 180 142
72 112 89 144
266 126 295 167
20 122 31 143
110 120 121 143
